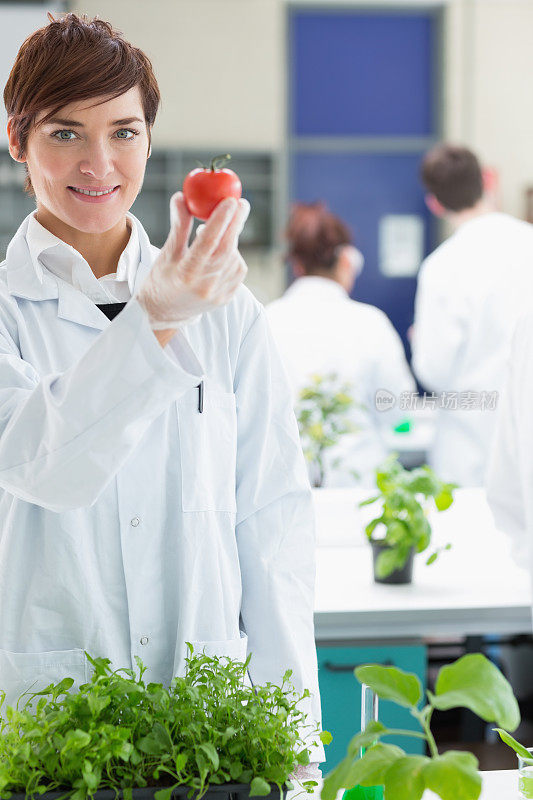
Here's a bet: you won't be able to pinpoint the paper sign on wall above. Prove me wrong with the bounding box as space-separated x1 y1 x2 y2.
378 214 424 277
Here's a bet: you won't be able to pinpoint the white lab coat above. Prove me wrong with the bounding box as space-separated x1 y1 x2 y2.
411 212 533 488
486 312 533 569
0 211 324 760
266 276 415 488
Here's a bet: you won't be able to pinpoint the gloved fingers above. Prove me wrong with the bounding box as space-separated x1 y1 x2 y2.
217 256 248 303
168 191 194 259
213 198 250 257
192 251 245 299
188 197 238 262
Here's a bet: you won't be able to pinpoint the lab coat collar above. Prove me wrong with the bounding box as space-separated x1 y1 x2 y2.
285 275 349 299
5 211 154 331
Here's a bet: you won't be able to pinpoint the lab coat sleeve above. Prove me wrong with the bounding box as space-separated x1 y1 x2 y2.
411 257 467 390
233 305 325 763
486 322 528 565
371 310 416 429
0 297 203 511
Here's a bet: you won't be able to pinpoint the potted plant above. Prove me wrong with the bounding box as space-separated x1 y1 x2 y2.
295 372 360 488
321 653 521 800
0 647 330 800
360 455 456 584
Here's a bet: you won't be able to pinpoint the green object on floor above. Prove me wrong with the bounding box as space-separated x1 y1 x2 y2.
343 786 383 800
393 418 411 433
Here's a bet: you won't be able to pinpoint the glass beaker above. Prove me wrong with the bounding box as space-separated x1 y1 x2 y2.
342 684 384 800
518 748 533 799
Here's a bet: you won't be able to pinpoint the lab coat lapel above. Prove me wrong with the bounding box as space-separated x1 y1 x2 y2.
5 210 156 331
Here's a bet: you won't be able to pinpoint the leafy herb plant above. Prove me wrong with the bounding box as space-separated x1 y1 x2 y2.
361 455 456 579
295 372 361 488
0 647 327 800
321 654 520 800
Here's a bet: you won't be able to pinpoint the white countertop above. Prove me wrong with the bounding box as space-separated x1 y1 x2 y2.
313 487 532 640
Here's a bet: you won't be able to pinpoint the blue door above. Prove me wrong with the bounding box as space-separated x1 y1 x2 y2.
289 8 442 357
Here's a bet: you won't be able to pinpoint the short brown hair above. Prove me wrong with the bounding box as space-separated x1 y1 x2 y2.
285 201 352 275
4 11 161 197
421 144 483 212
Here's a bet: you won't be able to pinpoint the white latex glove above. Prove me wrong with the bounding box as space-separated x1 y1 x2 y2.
136 191 250 330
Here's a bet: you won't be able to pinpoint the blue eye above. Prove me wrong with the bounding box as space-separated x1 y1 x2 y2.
51 128 140 141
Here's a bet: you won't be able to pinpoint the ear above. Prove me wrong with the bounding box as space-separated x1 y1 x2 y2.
425 193 446 218
6 117 25 164
482 166 498 194
292 261 305 279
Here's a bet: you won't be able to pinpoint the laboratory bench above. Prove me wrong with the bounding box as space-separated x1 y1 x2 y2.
312 487 532 771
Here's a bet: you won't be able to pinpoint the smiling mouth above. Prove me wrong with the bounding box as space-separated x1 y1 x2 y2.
68 186 120 196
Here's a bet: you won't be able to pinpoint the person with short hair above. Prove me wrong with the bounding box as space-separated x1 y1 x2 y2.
411 143 533 487
0 11 324 772
266 201 415 488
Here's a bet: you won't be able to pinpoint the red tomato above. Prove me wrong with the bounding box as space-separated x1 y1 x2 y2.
183 154 242 221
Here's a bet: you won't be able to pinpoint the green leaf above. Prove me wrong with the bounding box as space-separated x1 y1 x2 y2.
383 755 430 800
199 742 219 770
250 777 272 796
435 490 454 511
320 730 333 745
375 547 405 579
154 788 174 800
422 751 481 800
493 728 533 761
345 743 404 787
346 721 388 756
426 552 438 566
355 664 422 709
432 654 520 731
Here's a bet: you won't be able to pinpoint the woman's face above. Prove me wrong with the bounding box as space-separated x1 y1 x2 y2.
8 86 150 234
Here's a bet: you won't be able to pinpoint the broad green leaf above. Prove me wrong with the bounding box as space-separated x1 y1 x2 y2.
321 754 356 800
432 654 520 731
435 490 454 511
199 741 219 770
422 751 481 800
154 788 173 800
383 755 430 800
250 777 272 796
355 664 422 709
320 730 333 745
175 752 188 772
375 548 405 579
344 743 404 787
347 721 388 756
493 728 533 761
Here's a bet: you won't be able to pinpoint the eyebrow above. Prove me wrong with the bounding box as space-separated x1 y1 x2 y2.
43 116 144 127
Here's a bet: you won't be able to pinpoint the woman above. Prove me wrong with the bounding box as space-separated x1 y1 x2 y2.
266 201 416 488
0 11 323 768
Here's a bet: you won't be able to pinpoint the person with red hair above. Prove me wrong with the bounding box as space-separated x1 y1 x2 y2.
267 201 415 487
0 11 324 772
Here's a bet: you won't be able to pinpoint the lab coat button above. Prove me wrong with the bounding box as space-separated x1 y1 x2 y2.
130 517 140 527
140 636 149 645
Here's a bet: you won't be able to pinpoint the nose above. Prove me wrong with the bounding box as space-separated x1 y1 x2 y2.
78 140 115 180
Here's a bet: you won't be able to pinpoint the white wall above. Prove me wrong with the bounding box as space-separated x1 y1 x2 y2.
69 0 285 150
69 0 533 220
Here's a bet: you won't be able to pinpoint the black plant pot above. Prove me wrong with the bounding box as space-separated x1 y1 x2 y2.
3 785 288 800
370 541 415 585
3 784 289 800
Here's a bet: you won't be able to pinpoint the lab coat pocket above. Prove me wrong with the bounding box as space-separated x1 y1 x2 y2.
189 632 248 663
0 647 87 711
177 387 237 512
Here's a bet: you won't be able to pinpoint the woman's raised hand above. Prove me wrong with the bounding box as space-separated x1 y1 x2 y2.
136 191 250 330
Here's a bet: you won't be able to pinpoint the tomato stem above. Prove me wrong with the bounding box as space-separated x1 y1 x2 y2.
210 153 232 172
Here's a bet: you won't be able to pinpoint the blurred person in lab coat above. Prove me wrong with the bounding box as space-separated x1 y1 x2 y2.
411 143 533 488
266 201 416 488
0 11 324 772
